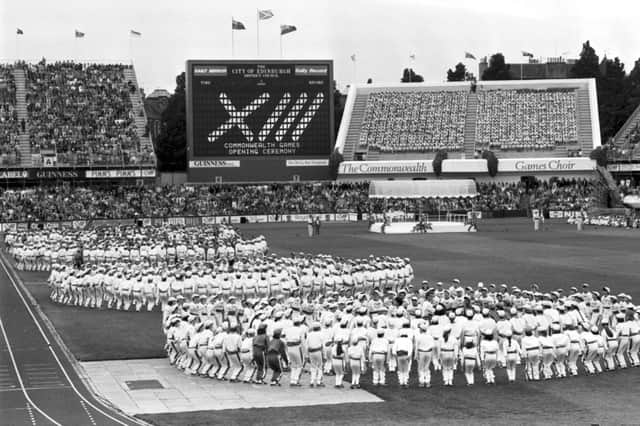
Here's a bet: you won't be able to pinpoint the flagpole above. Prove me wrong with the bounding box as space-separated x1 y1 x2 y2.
256 9 260 57
231 17 235 58
352 57 357 84
280 34 283 59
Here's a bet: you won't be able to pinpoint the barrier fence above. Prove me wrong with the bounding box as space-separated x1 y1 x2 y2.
0 213 365 232
0 210 582 232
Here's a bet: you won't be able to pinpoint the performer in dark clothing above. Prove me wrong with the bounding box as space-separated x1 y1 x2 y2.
252 324 270 384
267 328 289 385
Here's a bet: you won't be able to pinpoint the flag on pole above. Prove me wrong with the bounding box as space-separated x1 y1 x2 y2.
522 51 534 58
16 28 24 35
130 30 142 37
409 53 416 60
280 24 297 35
232 19 246 30
350 54 356 62
258 9 274 20
465 52 476 60
75 30 85 38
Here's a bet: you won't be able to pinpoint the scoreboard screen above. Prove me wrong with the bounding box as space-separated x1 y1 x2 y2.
188 60 333 158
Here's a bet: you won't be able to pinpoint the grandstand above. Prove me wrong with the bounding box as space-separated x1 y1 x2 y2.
1 61 155 171
0 65 19 166
610 102 640 160
336 79 600 162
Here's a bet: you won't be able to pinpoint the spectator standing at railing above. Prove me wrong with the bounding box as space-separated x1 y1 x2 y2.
307 215 314 238
314 216 321 236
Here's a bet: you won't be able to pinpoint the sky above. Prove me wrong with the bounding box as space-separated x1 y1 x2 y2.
2 0 640 92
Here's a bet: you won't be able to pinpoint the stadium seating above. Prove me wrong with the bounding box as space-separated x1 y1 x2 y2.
475 88 578 152
24 61 150 166
338 81 595 160
0 65 19 165
358 90 467 153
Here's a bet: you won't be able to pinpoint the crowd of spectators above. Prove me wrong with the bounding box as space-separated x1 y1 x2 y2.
355 87 580 155
569 214 640 229
368 178 596 214
359 90 467 153
607 124 640 161
0 65 19 165
617 179 639 197
25 60 151 166
626 123 640 146
0 179 597 223
475 88 578 151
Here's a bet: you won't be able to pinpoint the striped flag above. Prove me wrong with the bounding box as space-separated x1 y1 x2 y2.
409 53 416 60
465 52 476 60
522 51 534 58
258 9 274 20
130 29 142 37
350 54 356 62
280 24 297 35
75 30 85 38
16 28 24 35
232 19 246 30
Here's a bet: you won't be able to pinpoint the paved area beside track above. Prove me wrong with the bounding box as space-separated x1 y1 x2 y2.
0 251 141 426
82 359 381 415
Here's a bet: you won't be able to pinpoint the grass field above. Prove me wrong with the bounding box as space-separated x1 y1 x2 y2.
13 218 640 425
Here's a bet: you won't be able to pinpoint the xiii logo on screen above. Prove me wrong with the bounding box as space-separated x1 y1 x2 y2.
207 91 325 143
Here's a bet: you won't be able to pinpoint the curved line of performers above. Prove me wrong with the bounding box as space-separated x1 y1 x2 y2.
163 284 640 388
3 225 268 272
44 255 414 311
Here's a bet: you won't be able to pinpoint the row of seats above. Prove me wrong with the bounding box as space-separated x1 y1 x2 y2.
359 91 467 152
25 61 145 166
475 89 578 151
0 65 19 165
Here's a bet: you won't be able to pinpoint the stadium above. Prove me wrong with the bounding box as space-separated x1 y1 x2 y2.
2 3 640 426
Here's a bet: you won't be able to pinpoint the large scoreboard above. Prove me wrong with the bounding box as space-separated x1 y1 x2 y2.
186 60 334 182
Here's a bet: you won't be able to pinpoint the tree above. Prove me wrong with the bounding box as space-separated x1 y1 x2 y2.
155 72 187 172
328 149 343 179
598 56 628 140
482 150 499 177
569 40 600 79
446 62 474 82
623 58 640 122
401 68 424 83
481 53 511 80
432 150 448 177
589 145 608 167
447 62 466 82
334 88 345 138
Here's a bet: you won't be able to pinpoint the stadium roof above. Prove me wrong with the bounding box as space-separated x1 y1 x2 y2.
368 180 478 199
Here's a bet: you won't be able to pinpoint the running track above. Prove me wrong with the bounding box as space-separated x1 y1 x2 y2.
0 251 141 426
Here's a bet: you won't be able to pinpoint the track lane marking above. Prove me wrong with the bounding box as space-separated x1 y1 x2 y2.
0 252 133 426
0 316 61 425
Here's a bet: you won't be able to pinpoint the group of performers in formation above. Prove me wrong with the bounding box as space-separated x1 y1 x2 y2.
4 225 267 272
4 224 640 388
162 280 640 388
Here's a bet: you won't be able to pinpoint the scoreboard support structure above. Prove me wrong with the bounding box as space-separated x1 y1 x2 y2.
186 60 334 183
